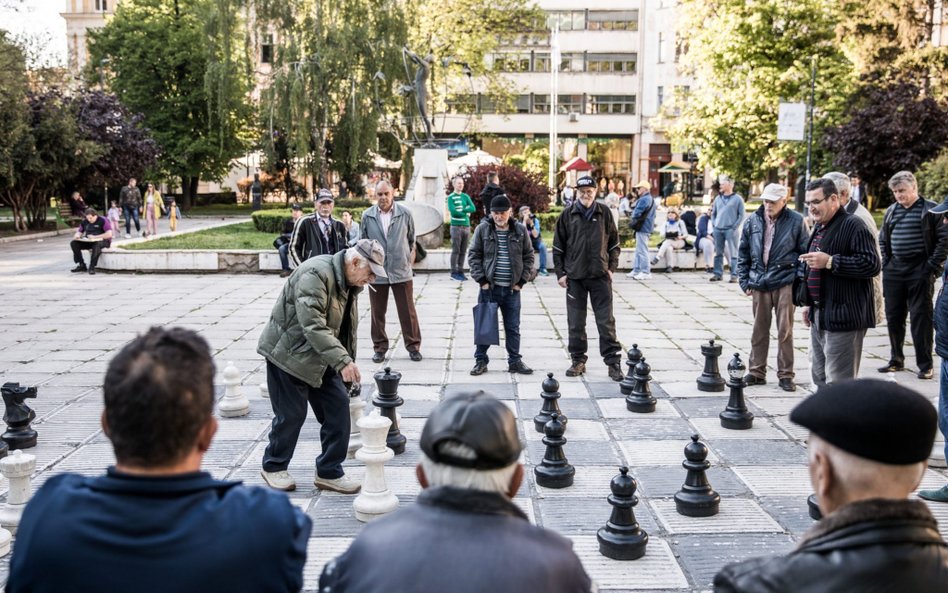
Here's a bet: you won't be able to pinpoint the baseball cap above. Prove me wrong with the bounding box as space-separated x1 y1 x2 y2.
760 183 788 202
352 239 387 278
291 203 303 211
575 176 596 189
316 188 334 203
420 391 523 470
632 180 651 191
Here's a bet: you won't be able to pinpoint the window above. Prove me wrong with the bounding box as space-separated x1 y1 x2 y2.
658 32 666 63
587 10 639 31
445 94 476 114
559 52 584 72
95 0 108 11
587 53 637 74
533 52 551 72
557 94 584 114
547 11 586 31
533 94 550 114
588 95 636 115
515 94 531 113
494 52 531 72
261 34 274 64
657 86 664 108
479 95 498 114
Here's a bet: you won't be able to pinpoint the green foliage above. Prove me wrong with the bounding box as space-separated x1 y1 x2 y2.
251 206 367 233
918 149 948 202
0 32 28 196
504 141 550 177
121 221 274 250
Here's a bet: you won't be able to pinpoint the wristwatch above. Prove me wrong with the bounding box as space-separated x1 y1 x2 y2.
826 255 833 270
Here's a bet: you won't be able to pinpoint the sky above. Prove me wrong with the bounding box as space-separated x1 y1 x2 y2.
0 0 67 67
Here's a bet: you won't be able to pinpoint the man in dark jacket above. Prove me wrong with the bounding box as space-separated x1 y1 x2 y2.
737 184 807 392
468 194 535 376
553 175 623 380
877 170 948 379
289 188 348 267
70 207 113 275
319 391 592 593
7 327 312 593
276 203 304 277
798 178 881 387
118 177 142 238
714 379 947 592
479 171 504 215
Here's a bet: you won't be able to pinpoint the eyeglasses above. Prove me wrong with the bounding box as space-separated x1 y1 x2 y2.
805 195 836 207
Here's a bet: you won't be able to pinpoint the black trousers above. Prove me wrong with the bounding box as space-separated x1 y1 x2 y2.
70 240 106 268
262 361 350 479
566 275 622 365
883 264 935 371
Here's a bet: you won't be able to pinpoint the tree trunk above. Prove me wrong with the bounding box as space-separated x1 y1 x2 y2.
179 175 199 209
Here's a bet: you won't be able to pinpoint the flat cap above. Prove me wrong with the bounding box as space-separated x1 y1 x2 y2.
420 391 522 470
790 379 937 465
490 194 512 212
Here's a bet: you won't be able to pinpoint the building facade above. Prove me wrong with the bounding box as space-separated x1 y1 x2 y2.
61 0 113 73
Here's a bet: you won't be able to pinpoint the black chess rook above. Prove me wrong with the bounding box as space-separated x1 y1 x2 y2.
534 413 574 488
534 373 567 433
674 435 720 517
697 339 726 392
719 353 754 430
597 466 648 560
1 383 37 450
625 357 656 413
371 367 406 455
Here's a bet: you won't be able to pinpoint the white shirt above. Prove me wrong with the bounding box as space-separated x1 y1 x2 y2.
379 208 393 238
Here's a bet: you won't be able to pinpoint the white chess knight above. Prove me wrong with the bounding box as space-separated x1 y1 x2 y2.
218 361 250 417
0 449 36 535
352 410 398 522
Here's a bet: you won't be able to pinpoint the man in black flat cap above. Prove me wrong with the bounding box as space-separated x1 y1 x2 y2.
714 379 948 592
318 392 592 593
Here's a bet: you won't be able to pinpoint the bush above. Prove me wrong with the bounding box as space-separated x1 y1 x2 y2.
251 207 368 233
448 164 553 226
918 149 948 203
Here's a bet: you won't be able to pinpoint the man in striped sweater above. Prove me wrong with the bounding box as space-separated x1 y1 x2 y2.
798 178 881 387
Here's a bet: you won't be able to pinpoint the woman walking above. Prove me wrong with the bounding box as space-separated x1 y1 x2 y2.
144 183 165 237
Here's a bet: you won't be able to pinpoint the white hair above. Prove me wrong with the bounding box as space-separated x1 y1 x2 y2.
344 248 369 269
823 172 851 199
888 170 917 190
718 174 734 184
808 434 925 498
375 179 393 193
419 449 518 495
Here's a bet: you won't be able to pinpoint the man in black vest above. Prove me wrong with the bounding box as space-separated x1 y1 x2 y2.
289 188 347 266
70 208 113 275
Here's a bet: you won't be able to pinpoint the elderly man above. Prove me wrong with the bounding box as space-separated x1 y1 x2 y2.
736 184 807 392
877 170 948 380
468 194 535 376
553 175 623 380
319 391 592 593
258 239 386 494
8 327 311 593
70 207 113 275
289 188 348 267
710 175 745 283
118 177 142 238
626 179 657 280
361 180 423 363
714 379 947 591
798 178 880 387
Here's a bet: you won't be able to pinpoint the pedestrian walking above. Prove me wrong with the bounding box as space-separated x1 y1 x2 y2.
143 183 165 237
446 175 476 281
709 175 744 283
289 188 348 267
119 177 142 238
626 180 656 280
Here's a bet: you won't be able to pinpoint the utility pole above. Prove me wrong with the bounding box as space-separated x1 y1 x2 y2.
800 56 817 212
548 25 560 200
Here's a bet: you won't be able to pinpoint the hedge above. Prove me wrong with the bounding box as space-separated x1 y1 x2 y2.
251 207 368 233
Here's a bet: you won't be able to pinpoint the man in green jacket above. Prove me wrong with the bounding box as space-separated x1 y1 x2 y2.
447 176 477 281
257 239 387 494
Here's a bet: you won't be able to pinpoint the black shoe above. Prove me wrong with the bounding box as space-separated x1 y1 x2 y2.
743 373 766 386
508 360 534 375
280 270 291 278
608 363 624 382
409 351 423 362
372 351 386 364
88 268 96 275
565 361 586 377
709 275 722 282
470 361 488 376
779 378 796 392
71 264 87 273
918 368 934 380
877 362 903 373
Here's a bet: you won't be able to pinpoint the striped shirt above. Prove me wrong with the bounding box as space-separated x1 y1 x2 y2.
807 225 826 305
494 229 512 286
889 200 926 260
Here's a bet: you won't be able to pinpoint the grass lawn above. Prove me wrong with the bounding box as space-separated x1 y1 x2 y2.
122 222 275 250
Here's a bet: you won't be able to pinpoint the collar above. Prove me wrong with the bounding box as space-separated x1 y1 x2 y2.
417 486 528 520
796 498 939 549
815 206 846 232
90 466 241 496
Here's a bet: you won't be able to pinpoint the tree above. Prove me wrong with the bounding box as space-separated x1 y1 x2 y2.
917 148 948 202
452 163 551 227
87 0 253 208
0 32 29 197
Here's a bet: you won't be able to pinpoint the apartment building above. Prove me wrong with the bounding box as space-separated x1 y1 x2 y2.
61 0 113 72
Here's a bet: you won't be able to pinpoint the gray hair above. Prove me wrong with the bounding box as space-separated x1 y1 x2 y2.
375 179 393 193
344 248 369 270
419 450 518 495
888 170 917 190
808 434 924 498
718 174 734 184
823 172 851 199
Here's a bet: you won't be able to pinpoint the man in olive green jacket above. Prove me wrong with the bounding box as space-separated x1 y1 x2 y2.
258 240 387 494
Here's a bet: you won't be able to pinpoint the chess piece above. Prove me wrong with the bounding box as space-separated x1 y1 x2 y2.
619 344 643 397
534 413 574 488
674 435 720 517
807 494 822 520
259 382 269 398
347 382 366 458
625 357 657 413
697 339 726 392
372 367 406 455
719 353 754 430
597 466 648 560
352 410 399 522
0 525 9 557
218 361 250 418
0 450 36 534
1 382 37 449
534 373 567 433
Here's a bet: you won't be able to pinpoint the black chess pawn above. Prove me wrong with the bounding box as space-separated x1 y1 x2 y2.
534 373 567 433
719 354 754 430
534 413 574 488
372 367 406 454
697 339 726 392
625 357 656 413
619 344 643 397
807 494 822 520
1 383 37 450
674 435 720 517
597 466 649 560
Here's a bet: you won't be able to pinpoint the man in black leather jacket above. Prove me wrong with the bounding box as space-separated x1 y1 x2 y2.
714 379 948 592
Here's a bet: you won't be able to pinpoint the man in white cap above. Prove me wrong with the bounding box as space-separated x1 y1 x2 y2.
289 188 348 266
736 183 807 391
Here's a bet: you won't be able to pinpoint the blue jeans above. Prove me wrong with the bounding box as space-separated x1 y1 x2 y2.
122 205 140 234
633 231 650 274
474 286 521 364
536 241 548 272
940 358 948 462
278 243 290 271
713 228 739 278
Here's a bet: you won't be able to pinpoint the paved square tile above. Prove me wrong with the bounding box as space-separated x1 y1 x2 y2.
650 498 783 534
568 536 689 590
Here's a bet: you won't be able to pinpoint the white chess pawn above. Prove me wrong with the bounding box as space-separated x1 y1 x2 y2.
0 450 36 534
218 361 250 418
352 410 399 522
347 392 366 459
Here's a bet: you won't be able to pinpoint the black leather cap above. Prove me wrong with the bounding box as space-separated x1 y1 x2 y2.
490 194 511 212
790 379 937 465
420 391 522 470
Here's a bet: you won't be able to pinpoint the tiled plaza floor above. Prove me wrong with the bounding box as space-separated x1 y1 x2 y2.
0 232 944 591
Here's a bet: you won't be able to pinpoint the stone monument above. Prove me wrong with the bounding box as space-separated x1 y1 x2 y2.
352 410 399 522
0 450 36 534
1 382 37 449
218 361 250 418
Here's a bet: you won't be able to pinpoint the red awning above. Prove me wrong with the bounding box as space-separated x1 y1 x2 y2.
560 157 593 172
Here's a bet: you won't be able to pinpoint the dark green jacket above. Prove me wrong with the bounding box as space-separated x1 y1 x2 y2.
257 251 360 387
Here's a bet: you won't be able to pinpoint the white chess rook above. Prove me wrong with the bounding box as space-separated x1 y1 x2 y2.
0 450 36 535
347 394 366 459
219 361 250 418
352 410 399 522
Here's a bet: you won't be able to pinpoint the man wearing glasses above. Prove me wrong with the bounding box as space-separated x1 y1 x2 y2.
797 178 880 387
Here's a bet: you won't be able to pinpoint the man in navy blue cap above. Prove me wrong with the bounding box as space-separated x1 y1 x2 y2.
319 391 592 593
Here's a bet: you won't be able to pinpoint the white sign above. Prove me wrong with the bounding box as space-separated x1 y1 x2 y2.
777 102 806 141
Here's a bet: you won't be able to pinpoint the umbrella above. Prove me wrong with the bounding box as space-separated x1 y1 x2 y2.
658 161 692 173
560 156 593 172
447 150 501 176
371 152 402 170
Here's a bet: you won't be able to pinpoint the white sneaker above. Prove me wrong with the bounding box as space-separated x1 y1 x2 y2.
636 272 652 280
314 473 361 494
261 470 296 491
124 233 130 239
626 271 638 278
